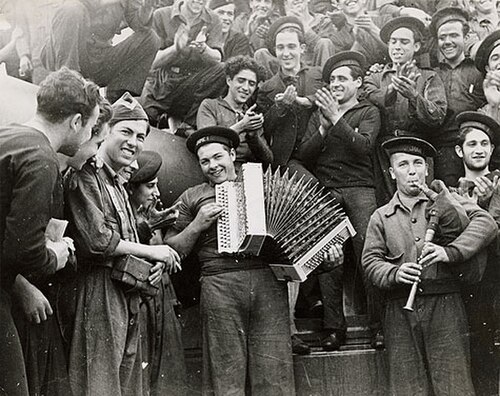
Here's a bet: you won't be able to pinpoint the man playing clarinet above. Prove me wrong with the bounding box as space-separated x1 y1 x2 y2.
362 136 496 395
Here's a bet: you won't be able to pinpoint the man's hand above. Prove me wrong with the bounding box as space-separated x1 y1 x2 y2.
484 71 500 107
240 104 264 132
174 23 190 53
14 278 53 324
391 75 418 100
315 87 341 124
46 239 69 271
275 85 297 106
190 25 208 53
419 242 450 267
353 14 379 36
19 55 33 78
255 20 270 39
395 262 422 284
474 174 499 201
366 63 384 76
147 244 181 268
399 7 432 26
148 261 165 285
323 243 344 265
192 203 224 232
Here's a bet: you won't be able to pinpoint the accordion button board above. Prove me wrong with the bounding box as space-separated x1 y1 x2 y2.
215 163 356 282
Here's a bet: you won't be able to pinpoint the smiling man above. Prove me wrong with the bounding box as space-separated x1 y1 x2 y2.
427 8 485 187
197 55 272 168
362 136 496 395
364 16 447 204
165 126 294 395
66 93 180 395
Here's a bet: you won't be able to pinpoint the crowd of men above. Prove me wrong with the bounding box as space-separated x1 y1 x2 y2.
3 0 500 395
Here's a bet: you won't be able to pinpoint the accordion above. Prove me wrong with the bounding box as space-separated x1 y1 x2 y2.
215 163 356 282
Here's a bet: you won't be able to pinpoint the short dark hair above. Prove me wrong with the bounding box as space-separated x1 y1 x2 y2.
37 67 101 126
456 126 491 147
224 55 267 83
347 65 364 81
91 98 113 136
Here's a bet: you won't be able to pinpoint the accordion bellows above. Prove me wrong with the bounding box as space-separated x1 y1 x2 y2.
216 163 356 282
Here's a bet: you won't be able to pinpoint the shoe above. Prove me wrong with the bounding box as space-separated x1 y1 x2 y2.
292 335 311 355
321 331 345 351
371 330 384 350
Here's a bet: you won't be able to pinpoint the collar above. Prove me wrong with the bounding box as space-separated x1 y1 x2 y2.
278 64 310 81
96 157 123 185
384 191 428 217
438 56 474 70
171 1 212 24
217 97 248 113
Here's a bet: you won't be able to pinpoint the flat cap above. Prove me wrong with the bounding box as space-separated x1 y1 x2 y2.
429 7 469 37
129 150 163 184
322 51 366 82
457 111 500 146
267 16 304 57
475 30 500 74
380 16 426 43
382 136 437 158
209 0 233 10
186 126 240 153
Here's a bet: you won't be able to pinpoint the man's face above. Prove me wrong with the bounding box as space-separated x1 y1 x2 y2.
285 0 308 17
129 177 160 210
456 129 493 172
389 152 428 197
186 0 207 15
338 0 365 16
227 69 258 105
197 143 236 185
472 0 495 13
66 123 110 170
60 104 100 157
100 120 148 172
437 21 465 64
388 27 420 65
487 45 500 71
215 4 235 33
329 66 361 104
275 30 304 73
249 0 273 17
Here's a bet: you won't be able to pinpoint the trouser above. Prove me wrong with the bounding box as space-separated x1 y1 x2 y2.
384 294 475 396
0 288 28 396
200 268 294 396
141 63 227 127
316 186 380 332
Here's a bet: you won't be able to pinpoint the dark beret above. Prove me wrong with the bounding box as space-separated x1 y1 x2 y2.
429 7 469 37
209 0 233 10
380 16 426 43
186 126 240 154
110 92 150 134
266 16 304 57
129 150 163 184
322 51 366 82
382 136 437 159
457 111 500 146
475 30 500 74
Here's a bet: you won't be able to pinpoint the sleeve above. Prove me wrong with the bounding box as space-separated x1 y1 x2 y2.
295 111 324 166
167 192 194 235
330 105 381 155
246 128 274 164
361 211 399 289
443 194 498 263
364 72 397 108
123 0 154 31
206 15 225 55
2 149 59 283
224 32 251 59
66 166 121 260
411 71 447 127
196 99 218 129
152 8 169 49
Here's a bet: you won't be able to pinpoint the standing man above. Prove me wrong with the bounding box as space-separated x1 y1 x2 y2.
66 93 180 395
0 67 101 395
257 16 323 167
364 16 447 204
296 51 382 349
41 0 160 102
197 55 273 167
362 136 496 395
429 7 485 187
165 126 295 395
454 111 500 396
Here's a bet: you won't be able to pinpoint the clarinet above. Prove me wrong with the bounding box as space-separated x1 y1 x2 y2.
403 184 439 312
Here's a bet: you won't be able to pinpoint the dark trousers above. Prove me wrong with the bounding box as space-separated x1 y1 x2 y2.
200 268 294 396
0 289 29 396
384 294 475 396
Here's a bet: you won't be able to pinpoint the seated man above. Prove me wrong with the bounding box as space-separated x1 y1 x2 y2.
296 51 382 349
362 136 497 395
257 16 323 167
209 0 252 59
197 55 272 168
41 0 160 102
141 0 227 131
165 126 294 395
